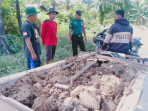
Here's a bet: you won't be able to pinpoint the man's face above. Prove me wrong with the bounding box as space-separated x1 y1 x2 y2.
49 13 56 20
114 13 122 21
75 14 81 20
29 15 37 21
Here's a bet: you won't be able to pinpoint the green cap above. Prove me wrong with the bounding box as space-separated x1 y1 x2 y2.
25 7 38 17
76 11 81 16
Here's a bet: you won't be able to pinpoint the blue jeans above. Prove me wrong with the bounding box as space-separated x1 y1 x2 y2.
27 57 41 70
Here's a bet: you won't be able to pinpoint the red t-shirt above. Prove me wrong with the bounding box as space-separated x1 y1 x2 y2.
41 20 57 45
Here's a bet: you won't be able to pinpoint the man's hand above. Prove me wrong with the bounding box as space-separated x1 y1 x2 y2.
37 18 42 36
31 53 37 61
69 29 72 44
69 39 72 44
99 48 103 51
25 37 37 61
85 38 87 43
36 18 41 27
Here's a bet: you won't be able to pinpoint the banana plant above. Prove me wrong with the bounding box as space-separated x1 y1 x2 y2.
127 0 148 25
49 0 57 8
65 0 71 10
82 0 132 24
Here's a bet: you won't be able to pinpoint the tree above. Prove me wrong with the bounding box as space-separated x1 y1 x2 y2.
0 0 10 55
37 0 40 9
49 0 57 8
98 0 132 24
144 0 148 4
16 0 22 36
83 0 132 24
65 0 71 10
127 0 148 25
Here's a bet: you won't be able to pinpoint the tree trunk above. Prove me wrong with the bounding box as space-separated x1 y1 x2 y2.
66 0 70 10
37 0 40 9
50 0 56 8
99 5 104 25
15 0 22 36
0 0 10 55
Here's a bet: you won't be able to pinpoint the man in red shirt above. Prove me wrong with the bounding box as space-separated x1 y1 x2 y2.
41 8 58 64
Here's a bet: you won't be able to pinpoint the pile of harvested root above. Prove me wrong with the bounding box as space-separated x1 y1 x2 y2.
0 52 140 111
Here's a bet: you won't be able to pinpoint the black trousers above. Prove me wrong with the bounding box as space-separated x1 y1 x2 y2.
45 45 56 63
72 35 86 56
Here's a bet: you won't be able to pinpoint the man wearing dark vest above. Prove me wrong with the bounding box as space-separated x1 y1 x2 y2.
101 10 133 54
69 11 87 56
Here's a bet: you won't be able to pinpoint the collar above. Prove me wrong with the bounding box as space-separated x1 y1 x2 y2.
26 20 33 24
49 19 54 22
75 18 81 21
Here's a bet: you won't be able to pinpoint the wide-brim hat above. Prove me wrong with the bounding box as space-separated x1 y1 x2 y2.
47 8 58 15
25 7 39 18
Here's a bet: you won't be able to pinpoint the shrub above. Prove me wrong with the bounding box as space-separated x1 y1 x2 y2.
7 34 22 54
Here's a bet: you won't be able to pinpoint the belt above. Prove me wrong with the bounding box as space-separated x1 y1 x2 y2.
73 35 82 37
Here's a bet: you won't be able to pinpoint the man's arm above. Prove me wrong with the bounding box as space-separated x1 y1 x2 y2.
130 35 134 43
83 28 87 43
101 24 114 50
69 29 72 44
82 22 87 43
129 35 133 52
69 20 73 44
25 37 37 61
37 19 42 36
101 34 112 50
41 21 46 45
130 27 134 45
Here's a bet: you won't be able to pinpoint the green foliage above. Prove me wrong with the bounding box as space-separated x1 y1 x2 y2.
49 0 57 8
41 0 57 8
0 52 26 77
1 0 24 35
24 0 38 4
65 0 71 10
85 0 132 24
7 34 22 54
1 0 148 76
41 0 57 9
1 0 24 54
127 0 148 25
0 35 95 77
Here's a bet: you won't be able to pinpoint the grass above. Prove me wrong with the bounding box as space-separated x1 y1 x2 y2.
0 52 26 77
0 12 108 77
1 23 148 77
0 23 95 77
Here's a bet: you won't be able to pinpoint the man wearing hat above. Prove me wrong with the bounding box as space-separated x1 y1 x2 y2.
22 7 42 70
41 8 58 64
69 11 87 56
101 10 133 54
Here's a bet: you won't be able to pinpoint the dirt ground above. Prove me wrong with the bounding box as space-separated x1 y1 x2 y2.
0 53 140 111
132 25 148 58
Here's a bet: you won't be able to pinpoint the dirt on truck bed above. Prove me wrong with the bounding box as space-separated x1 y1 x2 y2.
0 52 140 111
